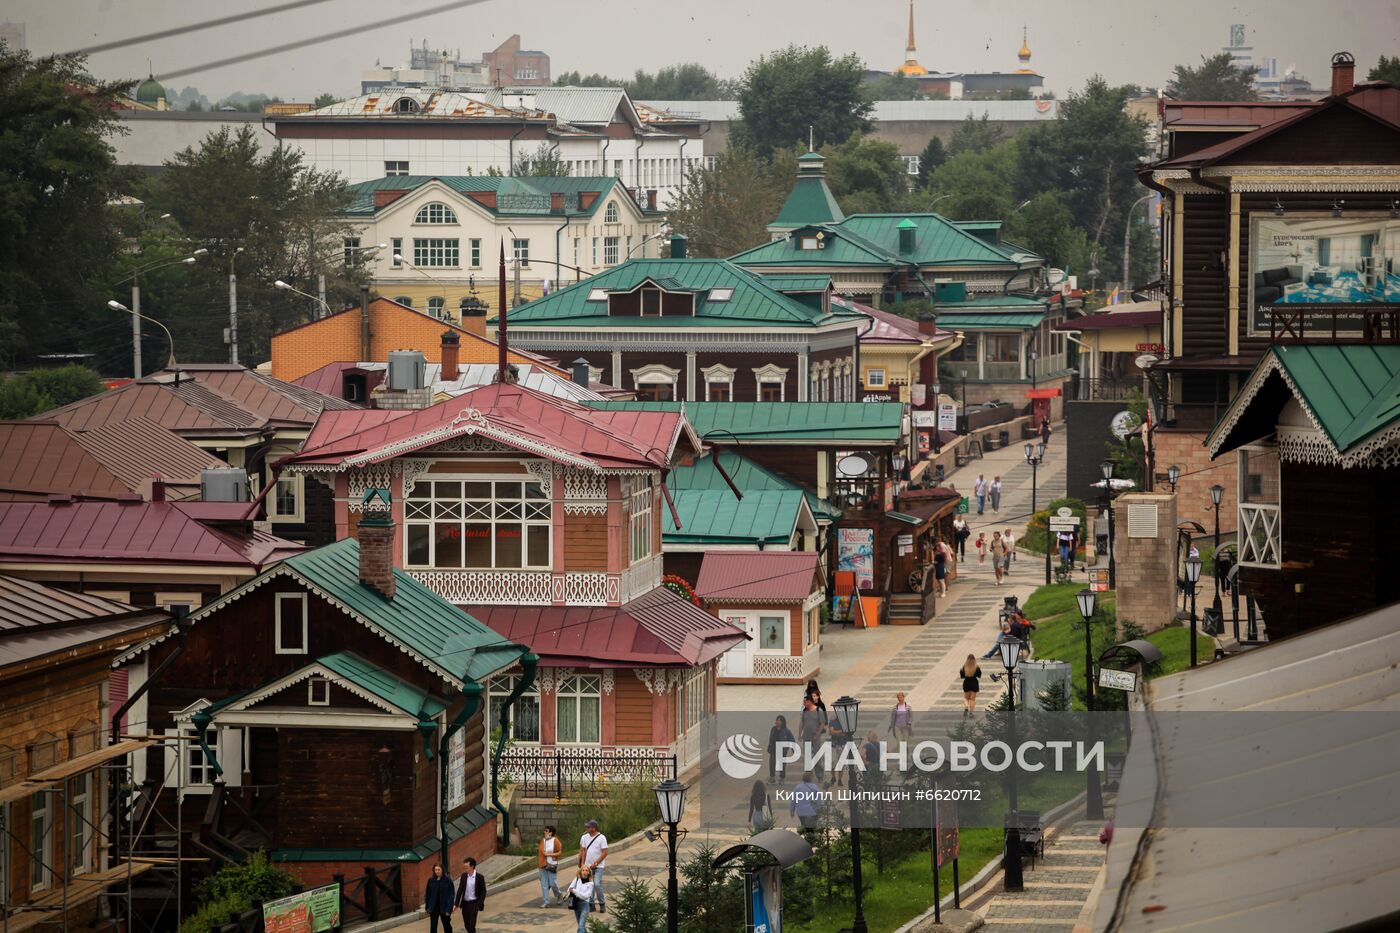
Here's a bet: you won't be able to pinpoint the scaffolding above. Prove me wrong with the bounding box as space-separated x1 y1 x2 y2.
1 735 190 933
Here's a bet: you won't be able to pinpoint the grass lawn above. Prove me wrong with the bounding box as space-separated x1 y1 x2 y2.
786 827 1003 933
1021 583 1115 622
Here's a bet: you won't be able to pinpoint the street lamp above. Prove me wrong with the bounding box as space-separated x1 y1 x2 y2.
112 254 201 377
1100 460 1118 590
1184 555 1203 668
1025 442 1048 584
653 778 689 933
274 279 332 318
1208 484 1225 615
995 633 1025 892
107 301 177 370
931 382 943 454
1167 464 1181 493
832 695 867 933
1075 588 1105 820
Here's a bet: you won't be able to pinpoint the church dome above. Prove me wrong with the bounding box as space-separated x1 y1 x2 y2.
135 75 165 104
897 59 930 77
1017 27 1032 64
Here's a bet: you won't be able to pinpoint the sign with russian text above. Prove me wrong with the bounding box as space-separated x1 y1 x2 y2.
938 403 958 432
1088 569 1110 593
263 884 340 933
837 528 875 590
1098 668 1138 692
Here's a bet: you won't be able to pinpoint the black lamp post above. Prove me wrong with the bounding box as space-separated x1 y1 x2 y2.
1209 484 1224 615
1075 588 1105 820
1185 556 1202 668
996 633 1026 892
1100 460 1118 590
960 371 969 435
1025 442 1048 584
932 382 943 454
1166 464 1180 493
833 695 867 933
654 778 689 933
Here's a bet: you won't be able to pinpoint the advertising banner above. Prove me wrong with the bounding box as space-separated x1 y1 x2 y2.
837 528 875 590
938 403 958 432
935 787 960 868
751 865 782 933
263 884 340 933
1249 215 1399 335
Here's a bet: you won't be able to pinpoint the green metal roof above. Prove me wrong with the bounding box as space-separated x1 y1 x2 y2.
318 651 448 718
504 259 864 329
733 212 1040 269
932 303 1047 330
1243 345 1400 454
759 274 833 292
344 175 646 218
274 539 527 684
665 489 806 545
773 176 846 229
668 449 842 520
588 400 903 442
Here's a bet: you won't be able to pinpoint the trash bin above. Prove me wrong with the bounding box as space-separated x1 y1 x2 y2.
999 429 1010 447
1201 607 1223 636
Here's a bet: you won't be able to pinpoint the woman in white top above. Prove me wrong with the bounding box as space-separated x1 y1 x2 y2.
537 825 563 907
567 868 594 932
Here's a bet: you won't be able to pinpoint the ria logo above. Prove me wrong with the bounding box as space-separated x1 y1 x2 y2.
718 733 765 779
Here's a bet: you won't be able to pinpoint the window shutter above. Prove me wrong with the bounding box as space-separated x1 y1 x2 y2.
220 728 243 786
162 729 180 793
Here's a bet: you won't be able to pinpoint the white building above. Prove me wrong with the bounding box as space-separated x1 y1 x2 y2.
271 86 705 208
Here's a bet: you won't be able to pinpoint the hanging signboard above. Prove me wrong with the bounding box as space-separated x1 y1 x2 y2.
263 884 340 933
938 403 958 432
1088 568 1110 592
1098 668 1139 692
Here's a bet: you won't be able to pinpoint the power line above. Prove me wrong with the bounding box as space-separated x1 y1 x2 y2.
153 0 492 82
66 0 341 56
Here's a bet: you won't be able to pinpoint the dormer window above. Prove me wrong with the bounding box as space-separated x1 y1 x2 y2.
604 202 620 223
608 280 695 317
708 288 733 302
415 202 458 224
641 287 662 316
587 288 608 302
392 97 420 113
800 236 820 250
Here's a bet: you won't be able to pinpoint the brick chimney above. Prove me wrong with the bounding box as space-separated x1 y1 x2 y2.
441 329 460 382
918 311 938 337
1331 51 1355 97
151 475 166 502
358 509 396 600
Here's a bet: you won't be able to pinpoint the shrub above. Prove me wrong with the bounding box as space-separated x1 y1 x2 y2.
1021 497 1089 556
601 874 667 933
559 781 660 847
180 851 300 933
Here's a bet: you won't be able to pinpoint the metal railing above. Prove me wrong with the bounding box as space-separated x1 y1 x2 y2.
1267 304 1400 343
497 748 677 799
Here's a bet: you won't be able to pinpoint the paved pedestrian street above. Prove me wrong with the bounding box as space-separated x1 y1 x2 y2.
969 815 1109 932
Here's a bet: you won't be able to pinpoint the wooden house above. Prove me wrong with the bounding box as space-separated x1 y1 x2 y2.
695 552 824 685
114 532 532 906
278 383 746 777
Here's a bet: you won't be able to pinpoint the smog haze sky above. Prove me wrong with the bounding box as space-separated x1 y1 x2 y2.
7 0 1398 102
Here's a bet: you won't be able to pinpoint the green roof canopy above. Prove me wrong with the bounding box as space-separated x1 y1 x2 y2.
319 651 449 717
733 212 1041 269
668 449 842 520
935 309 1046 330
588 400 903 443
665 489 807 545
344 175 649 218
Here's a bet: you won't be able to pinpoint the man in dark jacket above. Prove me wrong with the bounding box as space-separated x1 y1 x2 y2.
456 857 487 933
424 863 454 933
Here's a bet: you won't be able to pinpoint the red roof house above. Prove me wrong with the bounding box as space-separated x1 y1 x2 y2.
695 551 824 684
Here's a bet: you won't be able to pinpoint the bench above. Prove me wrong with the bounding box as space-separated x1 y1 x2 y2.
1005 810 1044 868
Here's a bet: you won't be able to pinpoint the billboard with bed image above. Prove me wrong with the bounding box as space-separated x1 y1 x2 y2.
1249 214 1400 335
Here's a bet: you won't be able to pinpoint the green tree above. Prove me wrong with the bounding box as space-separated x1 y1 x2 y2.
0 44 129 368
185 99 205 112
866 71 925 100
181 851 299 933
626 64 733 100
731 45 873 159
915 135 947 188
554 70 621 87
1165 52 1258 100
145 126 366 363
513 142 570 176
21 365 104 409
1369 55 1400 86
0 376 54 419
312 92 341 108
1104 388 1149 486
947 113 1004 156
667 148 794 258
1004 192 1092 272
916 140 1017 220
601 874 666 933
822 133 909 214
677 842 745 933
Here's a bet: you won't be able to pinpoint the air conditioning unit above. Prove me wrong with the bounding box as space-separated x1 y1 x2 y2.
201 468 250 502
387 350 427 390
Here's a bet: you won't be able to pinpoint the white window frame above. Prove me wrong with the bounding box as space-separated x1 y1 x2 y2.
486 675 541 744
800 236 819 250
414 202 459 225
586 288 608 302
708 288 734 302
385 160 410 175
413 238 460 268
427 296 446 319
275 593 308 655
624 475 654 565
182 728 220 788
604 202 620 223
30 792 51 891
676 666 711 736
629 364 680 400
753 364 789 403
757 614 789 653
603 236 620 267
866 368 886 388
592 237 599 267
156 592 203 615
403 477 553 571
470 238 482 269
512 238 530 267
307 676 331 706
554 674 602 745
702 364 736 402
267 473 304 524
391 237 403 267
68 772 92 875
343 236 361 267
393 296 414 308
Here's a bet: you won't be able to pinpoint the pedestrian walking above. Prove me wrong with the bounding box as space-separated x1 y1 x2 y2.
578 820 608 913
454 858 486 933
766 715 795 783
790 772 822 830
537 826 564 908
933 543 948 597
799 695 827 782
889 692 914 743
567 868 595 933
748 779 774 831
1040 416 1052 446
804 680 828 716
1058 529 1074 566
974 475 987 514
991 531 1007 585
953 515 970 559
863 730 882 770
424 864 455 933
1003 528 1016 563
990 476 1002 513
961 655 982 716
975 533 987 565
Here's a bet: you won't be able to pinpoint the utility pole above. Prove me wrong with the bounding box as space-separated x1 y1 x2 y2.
131 274 143 378
228 252 239 365
317 274 328 319
1122 194 1154 294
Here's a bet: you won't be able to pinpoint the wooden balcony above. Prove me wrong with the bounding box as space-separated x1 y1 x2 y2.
1266 305 1400 344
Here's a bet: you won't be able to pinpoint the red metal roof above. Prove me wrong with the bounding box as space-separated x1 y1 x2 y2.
174 365 359 425
1163 100 1317 129
289 382 695 471
0 574 169 669
0 500 304 568
0 422 130 500
833 297 955 345
41 379 261 436
694 551 822 603
468 587 745 668
72 418 226 498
